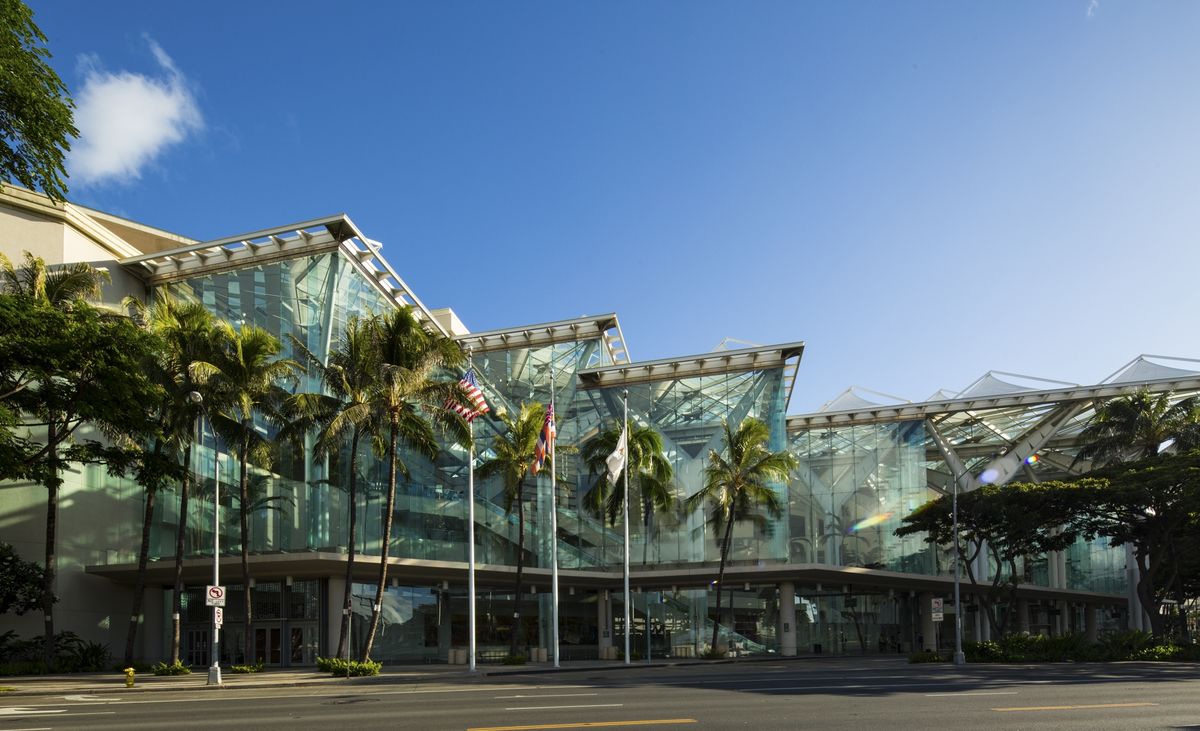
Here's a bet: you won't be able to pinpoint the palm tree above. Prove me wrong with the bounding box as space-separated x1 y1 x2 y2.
287 315 381 660
685 418 795 654
359 307 467 662
582 423 674 564
208 323 300 663
1 252 110 667
1 251 109 307
1077 389 1200 467
476 402 546 658
120 293 222 665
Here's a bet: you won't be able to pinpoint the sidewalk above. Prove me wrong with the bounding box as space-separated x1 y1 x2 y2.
0 654 870 698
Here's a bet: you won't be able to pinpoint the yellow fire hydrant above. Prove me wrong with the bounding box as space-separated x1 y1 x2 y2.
124 667 135 688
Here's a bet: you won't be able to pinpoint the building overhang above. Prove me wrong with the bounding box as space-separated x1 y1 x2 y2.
579 342 804 407
455 314 630 364
86 555 1123 605
117 214 447 335
788 373 1200 430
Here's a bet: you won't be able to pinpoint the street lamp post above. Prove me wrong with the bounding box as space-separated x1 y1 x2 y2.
190 391 223 686
952 465 966 666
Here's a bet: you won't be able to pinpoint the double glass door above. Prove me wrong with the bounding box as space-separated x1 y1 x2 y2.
252 622 318 666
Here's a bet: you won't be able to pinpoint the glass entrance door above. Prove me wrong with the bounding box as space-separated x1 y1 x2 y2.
254 625 282 666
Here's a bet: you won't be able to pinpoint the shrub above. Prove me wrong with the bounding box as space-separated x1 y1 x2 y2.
1096 630 1155 660
315 657 380 676
501 654 527 666
701 648 726 660
151 661 191 676
908 650 946 663
963 640 1004 663
0 661 49 676
230 660 265 674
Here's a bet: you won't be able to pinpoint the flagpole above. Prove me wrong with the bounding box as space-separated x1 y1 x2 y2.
467 348 477 673
550 357 560 669
622 388 631 666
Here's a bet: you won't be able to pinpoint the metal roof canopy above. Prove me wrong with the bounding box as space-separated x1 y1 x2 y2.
455 313 630 364
788 373 1200 429
118 214 447 335
579 341 804 405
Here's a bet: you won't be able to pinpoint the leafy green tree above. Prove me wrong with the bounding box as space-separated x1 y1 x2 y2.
477 402 546 658
1076 389 1200 467
895 482 1081 637
121 293 223 665
0 253 158 667
0 0 77 202
685 418 794 654
358 307 466 662
0 541 48 615
582 423 674 564
1066 452 1200 638
207 323 300 663
288 315 381 660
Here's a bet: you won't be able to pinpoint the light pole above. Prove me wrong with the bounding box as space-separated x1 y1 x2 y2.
190 391 223 686
951 465 966 666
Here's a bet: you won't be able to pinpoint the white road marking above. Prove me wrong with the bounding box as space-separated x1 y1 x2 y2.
0 709 66 716
0 727 52 731
505 703 624 711
925 691 1019 697
495 693 599 699
63 694 120 702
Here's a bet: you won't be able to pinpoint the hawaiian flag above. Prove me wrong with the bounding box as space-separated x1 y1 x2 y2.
531 403 556 475
447 368 490 423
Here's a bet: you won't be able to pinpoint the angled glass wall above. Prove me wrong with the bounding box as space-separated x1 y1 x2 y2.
589 367 789 568
788 420 939 575
149 250 396 560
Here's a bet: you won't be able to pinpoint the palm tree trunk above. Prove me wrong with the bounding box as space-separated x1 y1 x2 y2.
170 444 192 666
42 417 58 669
336 429 361 661
512 481 525 658
125 448 160 665
362 421 399 661
709 511 736 653
239 438 253 663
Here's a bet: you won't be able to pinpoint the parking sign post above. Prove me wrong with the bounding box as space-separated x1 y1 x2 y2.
191 391 224 687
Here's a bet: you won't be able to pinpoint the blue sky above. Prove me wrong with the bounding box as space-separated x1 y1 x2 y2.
28 1 1200 411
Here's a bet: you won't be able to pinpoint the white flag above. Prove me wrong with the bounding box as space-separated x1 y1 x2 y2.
606 427 628 485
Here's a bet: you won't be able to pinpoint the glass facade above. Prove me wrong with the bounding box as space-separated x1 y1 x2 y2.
96 241 1130 664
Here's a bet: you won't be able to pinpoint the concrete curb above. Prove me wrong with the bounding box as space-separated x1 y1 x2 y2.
0 654 902 697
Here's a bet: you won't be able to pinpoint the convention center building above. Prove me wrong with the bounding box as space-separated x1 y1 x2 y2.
3 185 1196 665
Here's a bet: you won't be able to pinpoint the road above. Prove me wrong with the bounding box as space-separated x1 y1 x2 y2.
3 659 1200 730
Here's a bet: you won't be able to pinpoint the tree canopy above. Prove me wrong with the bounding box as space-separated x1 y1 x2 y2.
0 0 77 201
896 481 1083 636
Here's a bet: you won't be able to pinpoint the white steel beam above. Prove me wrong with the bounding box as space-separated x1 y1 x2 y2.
789 376 1200 430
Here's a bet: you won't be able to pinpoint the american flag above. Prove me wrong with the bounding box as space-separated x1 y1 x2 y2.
531 403 556 475
447 368 490 423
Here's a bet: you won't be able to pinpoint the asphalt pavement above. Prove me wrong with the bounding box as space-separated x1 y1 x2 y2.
3 657 1200 730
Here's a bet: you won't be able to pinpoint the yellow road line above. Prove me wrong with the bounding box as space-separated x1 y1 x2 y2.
993 702 1158 713
468 720 698 731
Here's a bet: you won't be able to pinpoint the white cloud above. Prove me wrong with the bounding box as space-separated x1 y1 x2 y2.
67 37 203 187
1087 0 1099 18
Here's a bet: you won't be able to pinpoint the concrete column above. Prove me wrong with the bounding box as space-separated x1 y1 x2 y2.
1085 605 1098 643
597 590 612 658
778 582 797 657
1017 599 1031 634
1126 544 1144 631
919 593 937 652
438 590 452 662
327 576 346 658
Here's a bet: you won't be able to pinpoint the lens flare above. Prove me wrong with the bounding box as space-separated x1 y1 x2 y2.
848 511 894 532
